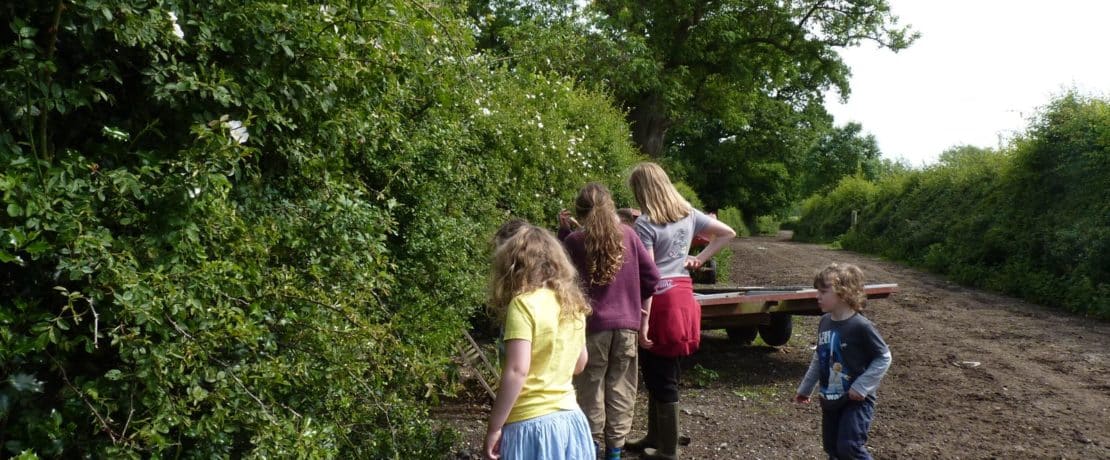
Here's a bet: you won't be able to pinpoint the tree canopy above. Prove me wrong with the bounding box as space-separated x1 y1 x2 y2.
474 0 915 217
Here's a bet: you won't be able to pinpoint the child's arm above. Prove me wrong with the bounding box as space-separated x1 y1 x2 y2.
485 339 532 460
849 323 892 400
794 350 821 403
574 346 588 375
849 349 891 400
638 297 654 349
687 218 736 269
633 233 658 349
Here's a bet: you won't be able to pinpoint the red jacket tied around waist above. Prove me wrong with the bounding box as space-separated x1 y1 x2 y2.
647 276 700 357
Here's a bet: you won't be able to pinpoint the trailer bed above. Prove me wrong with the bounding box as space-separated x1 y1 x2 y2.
695 283 898 329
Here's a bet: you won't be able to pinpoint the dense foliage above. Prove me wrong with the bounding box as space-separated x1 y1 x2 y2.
796 94 1110 318
470 0 915 222
0 0 640 457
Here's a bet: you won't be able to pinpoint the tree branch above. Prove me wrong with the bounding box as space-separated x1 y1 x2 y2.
49 353 121 444
38 0 65 161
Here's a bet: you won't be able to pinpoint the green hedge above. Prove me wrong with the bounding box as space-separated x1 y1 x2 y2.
0 1 639 457
795 93 1109 318
717 207 751 237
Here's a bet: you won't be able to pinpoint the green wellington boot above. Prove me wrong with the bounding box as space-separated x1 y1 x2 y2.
641 402 679 460
624 399 657 452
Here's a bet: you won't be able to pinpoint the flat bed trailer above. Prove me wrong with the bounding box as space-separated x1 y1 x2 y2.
694 284 898 346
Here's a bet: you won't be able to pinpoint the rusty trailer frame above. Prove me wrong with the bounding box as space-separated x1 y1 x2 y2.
695 283 899 330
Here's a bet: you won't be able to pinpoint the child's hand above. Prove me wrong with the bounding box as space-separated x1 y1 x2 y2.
793 394 811 404
483 428 502 459
638 328 653 349
683 255 703 269
558 209 579 230
848 389 866 401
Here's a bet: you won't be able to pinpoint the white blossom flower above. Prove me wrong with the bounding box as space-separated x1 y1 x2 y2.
481 107 492 116
168 12 185 39
224 120 249 144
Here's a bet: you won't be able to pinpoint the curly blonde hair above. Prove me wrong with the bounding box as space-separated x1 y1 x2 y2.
813 263 867 311
575 183 624 285
628 162 692 225
489 224 591 323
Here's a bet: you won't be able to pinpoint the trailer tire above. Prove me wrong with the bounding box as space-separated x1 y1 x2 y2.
725 326 758 345
691 259 717 284
758 314 793 346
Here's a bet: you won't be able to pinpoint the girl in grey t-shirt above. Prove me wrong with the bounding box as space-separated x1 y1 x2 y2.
624 162 735 459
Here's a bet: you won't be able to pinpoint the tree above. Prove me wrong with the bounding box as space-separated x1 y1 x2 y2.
799 122 883 197
585 0 916 157
472 0 915 218
667 93 831 226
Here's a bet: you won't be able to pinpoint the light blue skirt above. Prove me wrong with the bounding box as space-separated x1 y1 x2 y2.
501 409 594 460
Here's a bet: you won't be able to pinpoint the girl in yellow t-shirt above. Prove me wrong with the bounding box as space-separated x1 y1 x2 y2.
484 223 594 460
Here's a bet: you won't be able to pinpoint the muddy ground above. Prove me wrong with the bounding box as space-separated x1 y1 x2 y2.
437 233 1110 459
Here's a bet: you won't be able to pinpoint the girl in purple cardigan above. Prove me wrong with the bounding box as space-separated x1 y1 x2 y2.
558 183 660 460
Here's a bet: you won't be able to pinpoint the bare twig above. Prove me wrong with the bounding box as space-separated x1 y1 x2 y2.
346 368 400 459
48 353 121 443
88 297 100 349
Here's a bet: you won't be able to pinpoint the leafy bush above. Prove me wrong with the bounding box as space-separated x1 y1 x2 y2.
793 176 879 242
672 181 705 210
795 93 1109 318
0 1 639 457
717 207 751 237
755 216 781 235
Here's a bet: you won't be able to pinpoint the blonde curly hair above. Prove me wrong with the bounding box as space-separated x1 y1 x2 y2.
813 263 867 311
489 224 591 323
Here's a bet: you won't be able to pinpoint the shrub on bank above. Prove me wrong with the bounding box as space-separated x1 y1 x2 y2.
0 1 639 457
795 93 1109 318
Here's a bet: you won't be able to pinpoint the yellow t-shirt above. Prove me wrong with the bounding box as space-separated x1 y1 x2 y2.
502 288 586 424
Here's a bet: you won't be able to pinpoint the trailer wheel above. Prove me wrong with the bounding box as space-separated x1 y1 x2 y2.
691 259 717 284
725 326 757 345
757 314 793 346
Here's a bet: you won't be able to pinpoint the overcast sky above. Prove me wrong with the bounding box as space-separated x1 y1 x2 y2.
824 0 1110 166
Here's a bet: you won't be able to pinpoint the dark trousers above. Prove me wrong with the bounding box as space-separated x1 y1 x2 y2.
821 398 875 460
639 348 681 403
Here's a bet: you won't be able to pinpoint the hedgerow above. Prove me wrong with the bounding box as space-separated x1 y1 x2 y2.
0 1 639 457
795 93 1109 318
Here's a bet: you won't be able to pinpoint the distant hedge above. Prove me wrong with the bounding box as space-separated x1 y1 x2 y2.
0 1 639 457
795 93 1109 318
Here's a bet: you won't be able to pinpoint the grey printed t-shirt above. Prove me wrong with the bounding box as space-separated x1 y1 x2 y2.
633 208 711 278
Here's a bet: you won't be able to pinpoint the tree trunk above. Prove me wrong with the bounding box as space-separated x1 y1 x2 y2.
628 92 672 158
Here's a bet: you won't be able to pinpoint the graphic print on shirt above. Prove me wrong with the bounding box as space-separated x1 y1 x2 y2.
817 329 853 400
668 226 689 260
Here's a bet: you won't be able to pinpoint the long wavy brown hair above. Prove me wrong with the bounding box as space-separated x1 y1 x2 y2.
575 183 624 285
489 224 591 323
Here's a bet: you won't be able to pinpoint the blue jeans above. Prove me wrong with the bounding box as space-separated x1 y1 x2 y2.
821 398 875 459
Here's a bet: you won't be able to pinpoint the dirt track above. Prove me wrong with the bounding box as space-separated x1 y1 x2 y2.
442 234 1110 459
